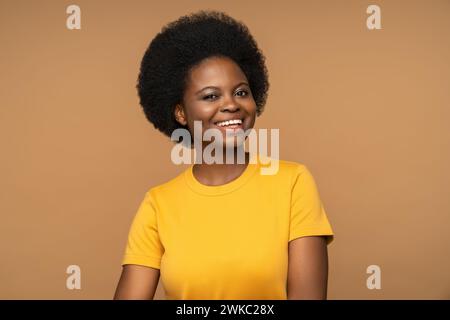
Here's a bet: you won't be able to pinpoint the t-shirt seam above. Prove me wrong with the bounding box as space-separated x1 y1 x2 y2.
290 222 334 232
183 164 260 197
123 253 162 261
289 228 334 240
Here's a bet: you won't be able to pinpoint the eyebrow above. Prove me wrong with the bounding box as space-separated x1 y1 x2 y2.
195 82 249 95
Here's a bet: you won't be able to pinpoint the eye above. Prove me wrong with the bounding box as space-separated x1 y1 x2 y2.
236 90 249 97
203 94 218 101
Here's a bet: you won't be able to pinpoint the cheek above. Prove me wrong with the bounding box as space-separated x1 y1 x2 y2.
244 98 257 111
246 103 257 118
184 111 213 135
190 104 217 123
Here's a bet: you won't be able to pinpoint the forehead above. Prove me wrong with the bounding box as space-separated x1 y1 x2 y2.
186 56 248 90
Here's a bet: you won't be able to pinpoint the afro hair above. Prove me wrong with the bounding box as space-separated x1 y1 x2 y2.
136 10 269 142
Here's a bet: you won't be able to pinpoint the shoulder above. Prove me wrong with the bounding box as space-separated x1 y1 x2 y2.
258 155 309 180
144 166 190 198
277 158 308 172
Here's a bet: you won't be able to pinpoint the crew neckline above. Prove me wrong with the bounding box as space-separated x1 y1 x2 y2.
184 152 260 196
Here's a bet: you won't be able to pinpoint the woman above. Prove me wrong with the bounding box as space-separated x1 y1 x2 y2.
114 10 334 300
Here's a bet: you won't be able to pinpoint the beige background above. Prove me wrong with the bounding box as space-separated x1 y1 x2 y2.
1 0 449 299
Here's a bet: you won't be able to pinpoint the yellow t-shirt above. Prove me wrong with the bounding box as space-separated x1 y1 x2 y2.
121 153 334 299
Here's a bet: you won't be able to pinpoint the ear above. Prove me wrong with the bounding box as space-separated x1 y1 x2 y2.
174 104 187 126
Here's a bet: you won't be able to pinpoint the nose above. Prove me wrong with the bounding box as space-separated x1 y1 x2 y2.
219 94 240 113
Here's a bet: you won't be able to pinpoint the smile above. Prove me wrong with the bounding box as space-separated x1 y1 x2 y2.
214 118 243 128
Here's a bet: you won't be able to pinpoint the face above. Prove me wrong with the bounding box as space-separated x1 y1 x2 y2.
174 56 257 149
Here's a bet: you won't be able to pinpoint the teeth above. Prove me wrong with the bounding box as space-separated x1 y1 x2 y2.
216 119 242 127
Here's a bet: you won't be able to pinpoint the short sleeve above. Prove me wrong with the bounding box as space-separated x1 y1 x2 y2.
121 190 164 269
289 164 334 245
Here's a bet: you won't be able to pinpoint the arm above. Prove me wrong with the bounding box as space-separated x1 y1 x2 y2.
113 264 160 300
287 236 329 300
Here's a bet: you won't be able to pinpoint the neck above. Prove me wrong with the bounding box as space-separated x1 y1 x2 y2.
192 146 251 186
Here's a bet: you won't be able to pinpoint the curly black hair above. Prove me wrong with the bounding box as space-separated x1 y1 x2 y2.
136 10 269 142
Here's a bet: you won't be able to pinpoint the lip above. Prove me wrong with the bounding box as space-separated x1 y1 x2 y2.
212 118 245 133
213 118 244 125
